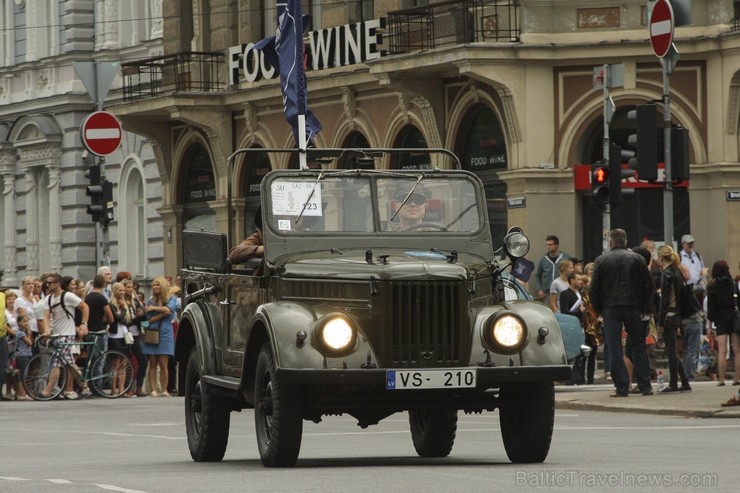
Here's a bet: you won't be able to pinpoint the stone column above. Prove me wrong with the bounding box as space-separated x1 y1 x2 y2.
25 173 39 274
47 165 62 272
0 159 18 286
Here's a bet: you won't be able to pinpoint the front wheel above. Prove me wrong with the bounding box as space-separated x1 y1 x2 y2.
90 350 134 398
409 409 458 457
254 343 303 467
185 348 231 461
499 382 555 463
23 353 66 401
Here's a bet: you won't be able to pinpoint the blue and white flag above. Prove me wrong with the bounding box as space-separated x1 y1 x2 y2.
255 0 322 145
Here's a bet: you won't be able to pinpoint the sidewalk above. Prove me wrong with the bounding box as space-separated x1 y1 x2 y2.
555 381 740 418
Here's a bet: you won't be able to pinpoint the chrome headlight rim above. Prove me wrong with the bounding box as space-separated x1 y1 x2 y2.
503 230 530 259
483 311 528 354
313 314 358 357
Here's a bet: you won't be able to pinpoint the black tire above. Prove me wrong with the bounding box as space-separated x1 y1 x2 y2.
185 348 231 462
499 382 555 463
90 350 134 398
23 353 65 401
254 343 303 467
409 409 458 458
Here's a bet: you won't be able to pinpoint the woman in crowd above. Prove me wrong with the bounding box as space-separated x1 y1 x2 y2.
657 245 692 393
142 276 177 397
4 290 19 399
124 279 148 397
706 260 740 388
108 282 133 396
15 277 39 341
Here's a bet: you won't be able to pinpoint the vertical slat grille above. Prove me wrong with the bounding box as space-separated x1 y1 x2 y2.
390 281 461 366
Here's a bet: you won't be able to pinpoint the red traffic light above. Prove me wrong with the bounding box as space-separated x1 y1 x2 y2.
594 167 608 184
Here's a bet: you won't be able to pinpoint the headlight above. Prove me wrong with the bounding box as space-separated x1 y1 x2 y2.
483 312 527 353
314 315 357 356
503 231 530 258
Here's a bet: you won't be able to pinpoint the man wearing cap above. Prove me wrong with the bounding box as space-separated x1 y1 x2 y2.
679 234 708 291
230 207 264 265
392 183 428 231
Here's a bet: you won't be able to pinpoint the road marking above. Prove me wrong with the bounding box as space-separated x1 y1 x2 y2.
557 424 740 430
95 484 148 493
47 479 73 483
0 477 27 481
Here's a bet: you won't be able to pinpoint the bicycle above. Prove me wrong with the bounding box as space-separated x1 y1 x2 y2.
22 330 134 400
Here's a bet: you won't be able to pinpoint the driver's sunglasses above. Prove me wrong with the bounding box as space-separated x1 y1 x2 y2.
405 194 426 206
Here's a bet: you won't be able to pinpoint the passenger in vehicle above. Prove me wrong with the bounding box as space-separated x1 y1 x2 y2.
229 207 264 265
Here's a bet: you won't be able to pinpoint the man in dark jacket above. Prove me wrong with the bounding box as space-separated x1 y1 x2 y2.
590 229 654 397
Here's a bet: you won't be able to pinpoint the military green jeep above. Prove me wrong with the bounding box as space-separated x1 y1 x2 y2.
177 150 571 467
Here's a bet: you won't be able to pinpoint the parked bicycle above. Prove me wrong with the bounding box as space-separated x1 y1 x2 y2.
22 330 134 400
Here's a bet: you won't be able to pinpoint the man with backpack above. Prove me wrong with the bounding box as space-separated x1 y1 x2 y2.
41 273 89 399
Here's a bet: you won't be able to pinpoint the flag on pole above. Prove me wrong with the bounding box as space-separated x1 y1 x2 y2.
255 0 322 146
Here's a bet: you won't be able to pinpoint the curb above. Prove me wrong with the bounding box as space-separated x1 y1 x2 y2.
555 399 740 419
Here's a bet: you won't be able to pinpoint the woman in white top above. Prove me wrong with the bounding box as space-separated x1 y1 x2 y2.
108 282 133 396
15 277 38 339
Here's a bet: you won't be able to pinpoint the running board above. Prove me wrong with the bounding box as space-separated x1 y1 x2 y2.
202 375 241 390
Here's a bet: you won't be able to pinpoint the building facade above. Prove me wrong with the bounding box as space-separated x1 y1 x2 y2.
108 0 740 287
0 0 165 285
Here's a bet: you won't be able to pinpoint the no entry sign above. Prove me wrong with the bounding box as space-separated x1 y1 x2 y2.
650 0 674 58
81 111 122 156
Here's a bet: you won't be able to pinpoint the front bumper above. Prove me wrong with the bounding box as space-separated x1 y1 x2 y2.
276 365 573 387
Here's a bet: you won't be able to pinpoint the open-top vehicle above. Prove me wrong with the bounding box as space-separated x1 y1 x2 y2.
176 148 572 467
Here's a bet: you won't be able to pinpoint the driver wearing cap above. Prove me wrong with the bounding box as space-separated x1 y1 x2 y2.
392 183 427 231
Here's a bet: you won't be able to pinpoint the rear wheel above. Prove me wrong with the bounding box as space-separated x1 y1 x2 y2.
23 353 65 401
90 350 134 398
254 343 303 467
499 382 555 463
185 348 231 461
409 409 458 457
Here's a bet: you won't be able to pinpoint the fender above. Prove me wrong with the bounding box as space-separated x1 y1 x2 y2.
180 299 219 376
472 301 568 367
253 301 380 370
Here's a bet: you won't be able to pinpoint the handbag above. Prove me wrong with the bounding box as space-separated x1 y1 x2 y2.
679 280 702 319
123 330 134 345
144 326 160 345
733 291 740 335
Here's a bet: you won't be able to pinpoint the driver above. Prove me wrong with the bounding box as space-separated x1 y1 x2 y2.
392 183 427 231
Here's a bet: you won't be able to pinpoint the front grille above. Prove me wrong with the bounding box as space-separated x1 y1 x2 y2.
385 281 464 366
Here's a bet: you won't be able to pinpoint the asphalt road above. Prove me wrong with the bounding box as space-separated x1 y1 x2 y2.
1 396 739 492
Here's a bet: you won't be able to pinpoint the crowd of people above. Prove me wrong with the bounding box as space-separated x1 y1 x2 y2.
0 267 182 401
532 231 740 405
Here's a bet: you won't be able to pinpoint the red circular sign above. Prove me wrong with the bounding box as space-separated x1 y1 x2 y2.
81 111 122 156
650 0 674 58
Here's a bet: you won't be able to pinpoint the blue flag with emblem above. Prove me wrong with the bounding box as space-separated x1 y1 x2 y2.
255 0 322 145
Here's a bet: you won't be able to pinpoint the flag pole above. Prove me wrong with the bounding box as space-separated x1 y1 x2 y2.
298 114 308 170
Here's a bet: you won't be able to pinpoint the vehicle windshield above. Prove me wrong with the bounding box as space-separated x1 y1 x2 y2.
265 173 483 235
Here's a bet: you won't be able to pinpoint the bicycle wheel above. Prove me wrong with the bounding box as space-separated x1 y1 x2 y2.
23 353 66 401
90 350 134 398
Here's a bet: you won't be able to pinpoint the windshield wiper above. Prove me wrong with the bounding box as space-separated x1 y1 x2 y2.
432 247 458 263
390 175 424 223
444 203 477 230
295 170 324 225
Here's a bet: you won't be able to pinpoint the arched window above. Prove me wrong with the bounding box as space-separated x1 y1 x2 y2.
339 131 372 169
119 161 147 276
390 125 430 169
182 145 216 231
241 146 272 233
457 104 508 244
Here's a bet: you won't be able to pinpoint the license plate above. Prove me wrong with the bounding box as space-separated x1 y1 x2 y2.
386 369 477 390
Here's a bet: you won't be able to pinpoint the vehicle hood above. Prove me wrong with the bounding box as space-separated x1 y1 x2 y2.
274 249 491 281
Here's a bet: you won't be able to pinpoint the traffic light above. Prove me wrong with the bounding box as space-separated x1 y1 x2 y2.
608 145 635 207
627 104 659 181
671 125 690 182
102 181 114 224
85 165 104 222
591 163 610 206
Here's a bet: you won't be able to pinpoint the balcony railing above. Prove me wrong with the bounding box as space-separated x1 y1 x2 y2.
121 52 225 102
735 0 740 30
387 0 519 54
